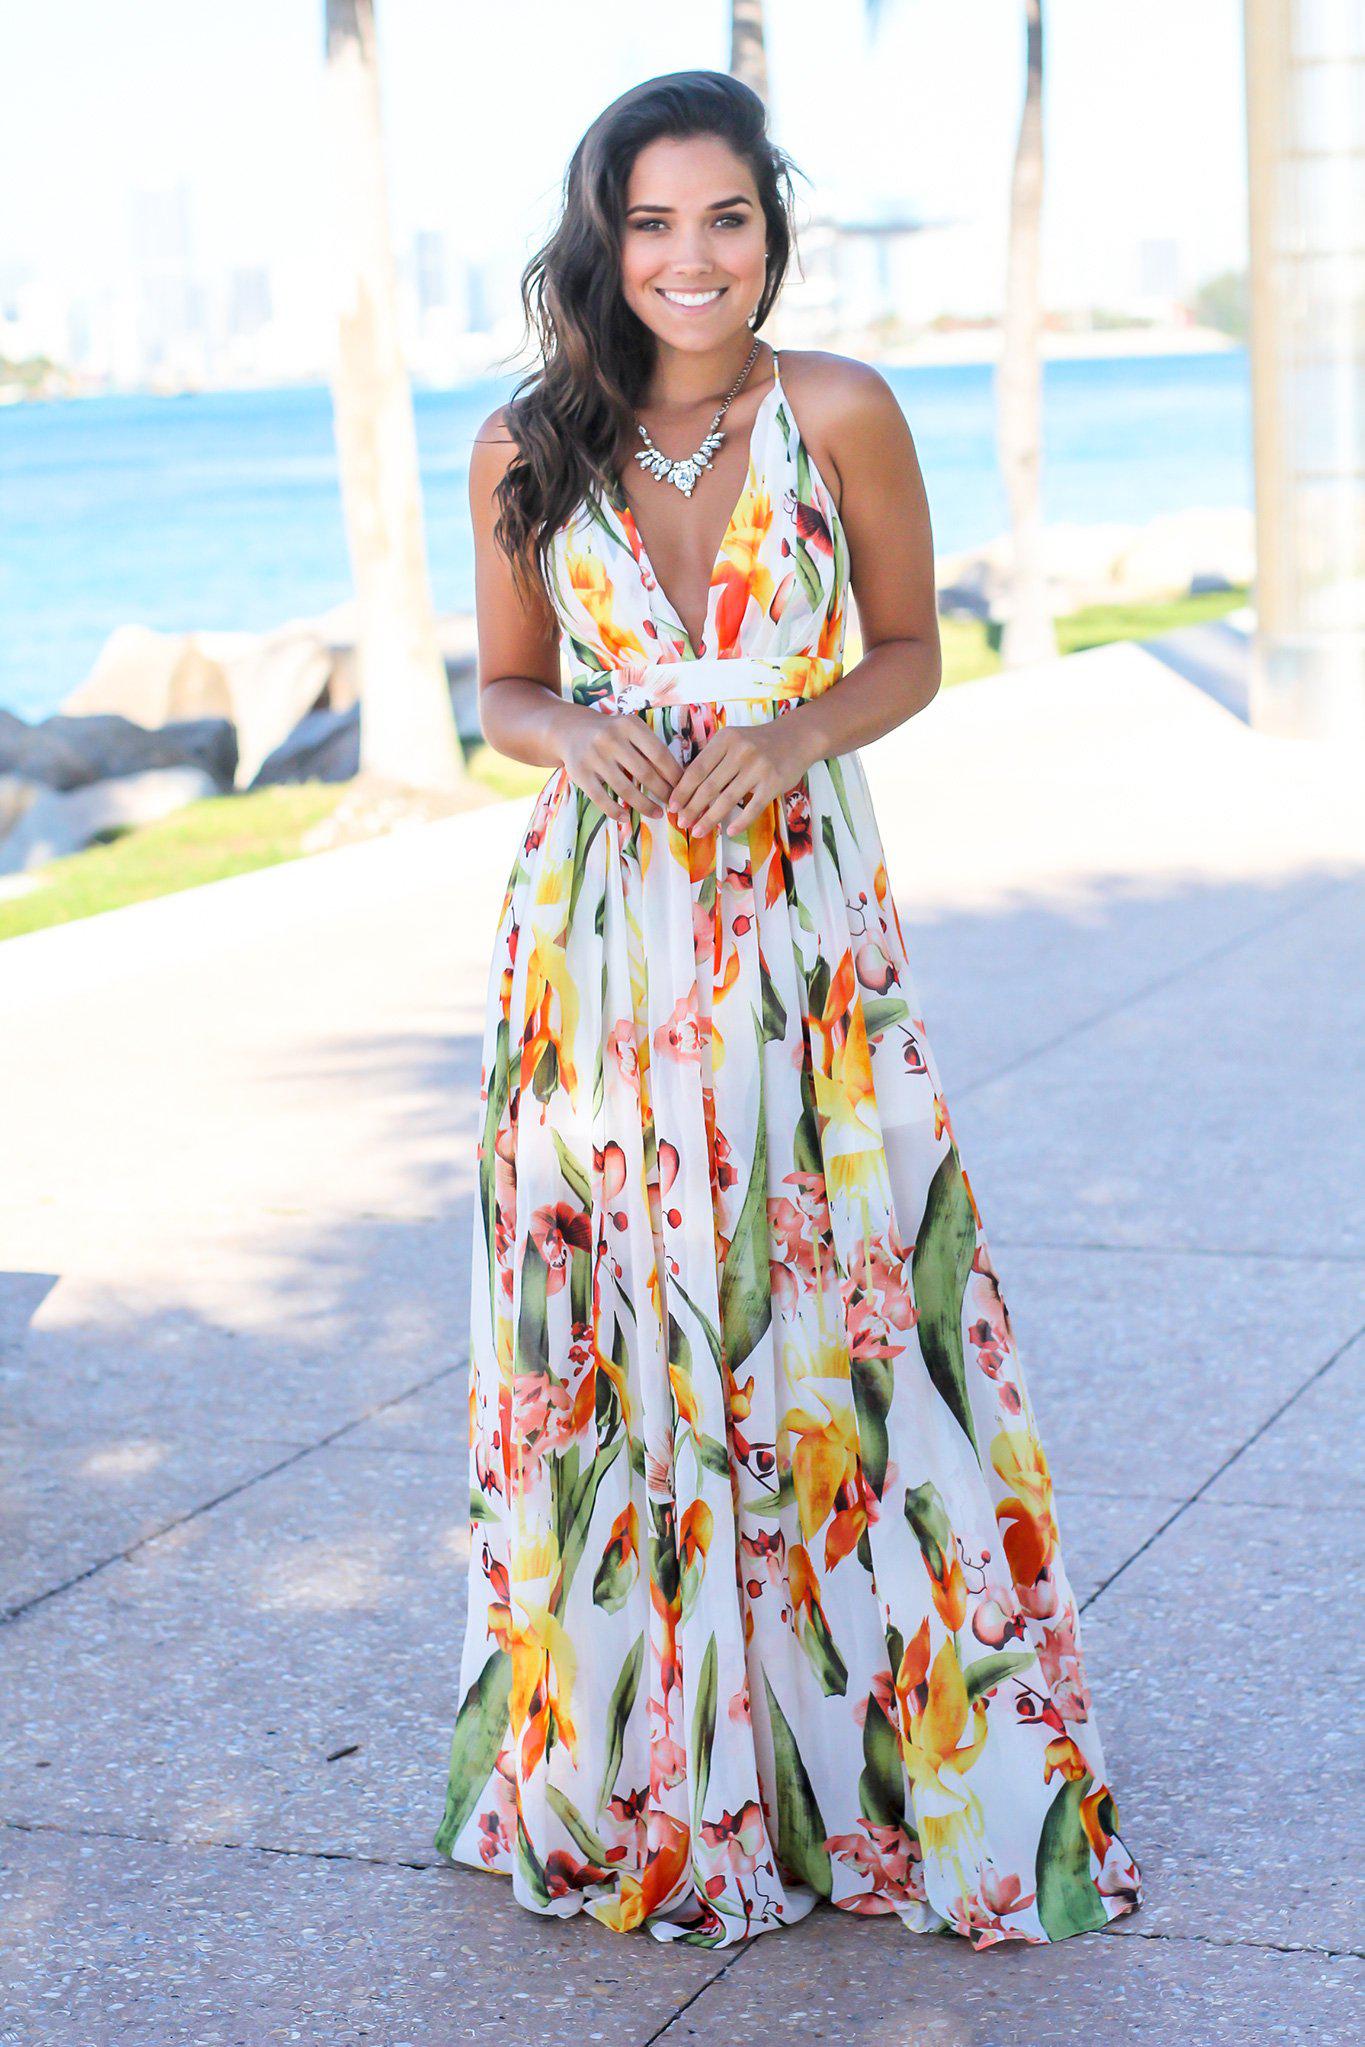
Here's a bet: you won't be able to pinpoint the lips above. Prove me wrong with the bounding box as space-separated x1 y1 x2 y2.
657 287 727 308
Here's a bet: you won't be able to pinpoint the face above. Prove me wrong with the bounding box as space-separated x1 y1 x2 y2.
618 134 768 353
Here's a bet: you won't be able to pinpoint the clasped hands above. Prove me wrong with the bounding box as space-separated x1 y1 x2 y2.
559 705 812 838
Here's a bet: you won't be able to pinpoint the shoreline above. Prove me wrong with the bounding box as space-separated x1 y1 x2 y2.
4 323 1241 405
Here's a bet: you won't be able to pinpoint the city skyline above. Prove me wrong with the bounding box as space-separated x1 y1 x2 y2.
1 0 1250 388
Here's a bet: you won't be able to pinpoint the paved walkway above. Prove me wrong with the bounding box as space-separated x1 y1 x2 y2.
2 637 1362 2044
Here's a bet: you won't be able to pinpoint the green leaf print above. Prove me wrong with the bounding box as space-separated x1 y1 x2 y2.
910 1145 980 1456
792 441 827 609
799 1600 849 1699
851 1352 895 1499
794 1056 823 1180
761 1668 833 1897
963 1648 1038 1704
857 1690 906 1830
759 959 787 1044
696 1434 734 1478
719 1006 772 1376
515 1811 555 1907
903 1479 953 1581
691 1632 719 1832
552 1127 592 1209
599 1631 645 1813
823 753 860 843
566 784 607 933
557 1436 623 1611
569 1240 592 1335
546 1782 610 1866
517 1234 551 1378
741 1467 797 1516
1035 1770 1110 1939
477 1016 511 1303
670 1273 723 1375
433 1646 514 1857
531 1036 560 1104
592 1528 636 1613
861 995 910 1042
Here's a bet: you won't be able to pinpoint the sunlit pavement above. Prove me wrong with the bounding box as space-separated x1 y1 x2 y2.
2 632 1362 2044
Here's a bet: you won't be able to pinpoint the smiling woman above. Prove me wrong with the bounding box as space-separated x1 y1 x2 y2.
431 67 1144 1955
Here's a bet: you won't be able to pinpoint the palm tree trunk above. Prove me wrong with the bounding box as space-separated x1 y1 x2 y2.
997 0 1057 667
730 0 769 100
323 0 466 790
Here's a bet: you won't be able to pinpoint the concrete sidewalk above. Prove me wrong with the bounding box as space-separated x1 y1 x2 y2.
2 639 1362 2043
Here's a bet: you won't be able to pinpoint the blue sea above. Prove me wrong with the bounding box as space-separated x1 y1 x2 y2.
0 350 1251 722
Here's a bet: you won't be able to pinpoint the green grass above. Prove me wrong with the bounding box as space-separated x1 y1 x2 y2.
0 585 1252 944
940 584 1249 685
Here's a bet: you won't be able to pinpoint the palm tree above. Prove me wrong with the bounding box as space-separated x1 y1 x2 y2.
323 0 467 791
997 0 1057 666
730 0 770 98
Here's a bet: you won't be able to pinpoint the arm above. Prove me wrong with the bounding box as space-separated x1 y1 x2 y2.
669 359 941 834
465 411 579 773
468 411 680 819
777 359 942 763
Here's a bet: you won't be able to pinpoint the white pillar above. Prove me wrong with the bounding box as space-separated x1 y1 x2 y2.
1243 0 1365 740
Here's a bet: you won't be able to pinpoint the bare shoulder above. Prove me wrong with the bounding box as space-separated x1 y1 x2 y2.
772 349 909 507
468 404 520 507
776 350 902 428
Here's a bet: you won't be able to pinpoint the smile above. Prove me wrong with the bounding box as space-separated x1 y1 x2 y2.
657 287 726 307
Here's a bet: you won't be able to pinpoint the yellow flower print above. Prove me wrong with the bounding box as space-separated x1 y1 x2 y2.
561 540 647 666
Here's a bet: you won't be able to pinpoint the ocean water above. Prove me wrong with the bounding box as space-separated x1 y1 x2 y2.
0 350 1251 722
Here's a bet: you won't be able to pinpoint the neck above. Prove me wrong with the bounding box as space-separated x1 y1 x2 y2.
643 335 766 417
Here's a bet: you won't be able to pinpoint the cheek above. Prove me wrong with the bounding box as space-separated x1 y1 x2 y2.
619 238 656 297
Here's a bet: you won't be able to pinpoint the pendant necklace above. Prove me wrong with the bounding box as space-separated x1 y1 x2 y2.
632 336 762 497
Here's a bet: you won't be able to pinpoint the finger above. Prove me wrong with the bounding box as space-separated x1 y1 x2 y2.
626 720 684 789
686 764 753 837
582 771 628 822
614 735 675 810
673 756 739 830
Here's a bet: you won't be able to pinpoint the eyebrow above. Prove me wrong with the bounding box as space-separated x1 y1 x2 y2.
625 194 753 213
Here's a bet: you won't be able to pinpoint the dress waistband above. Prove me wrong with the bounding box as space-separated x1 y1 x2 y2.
565 653 843 712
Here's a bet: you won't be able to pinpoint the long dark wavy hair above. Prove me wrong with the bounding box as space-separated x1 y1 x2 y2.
491 70 804 614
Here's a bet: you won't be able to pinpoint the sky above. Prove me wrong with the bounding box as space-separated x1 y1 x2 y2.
0 0 1248 309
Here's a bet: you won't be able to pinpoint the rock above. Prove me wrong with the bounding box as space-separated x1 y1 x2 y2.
0 766 222 875
0 708 237 792
0 773 40 837
57 609 484 788
216 626 334 788
1111 508 1255 602
61 623 238 726
248 706 359 788
936 509 1255 618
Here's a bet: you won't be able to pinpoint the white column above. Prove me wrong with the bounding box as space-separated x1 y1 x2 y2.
1244 0 1365 740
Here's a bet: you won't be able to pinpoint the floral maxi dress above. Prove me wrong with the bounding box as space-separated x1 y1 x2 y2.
434 351 1143 1949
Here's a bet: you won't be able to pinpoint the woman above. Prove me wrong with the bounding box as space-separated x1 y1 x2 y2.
434 70 1143 1951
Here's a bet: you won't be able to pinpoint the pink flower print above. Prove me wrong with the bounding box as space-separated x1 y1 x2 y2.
654 984 711 1066
530 1199 592 1292
606 1019 641 1094
699 1798 765 1878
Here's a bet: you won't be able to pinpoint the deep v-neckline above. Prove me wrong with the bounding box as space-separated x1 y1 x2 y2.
610 353 782 661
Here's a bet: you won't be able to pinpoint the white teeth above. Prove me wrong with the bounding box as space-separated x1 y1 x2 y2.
660 288 723 306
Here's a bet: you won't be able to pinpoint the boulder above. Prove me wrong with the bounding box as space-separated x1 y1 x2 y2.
249 705 359 787
1111 508 1255 602
215 626 334 787
0 707 237 792
61 623 238 725
0 766 221 875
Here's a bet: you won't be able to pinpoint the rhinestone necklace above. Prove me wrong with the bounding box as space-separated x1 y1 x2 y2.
632 336 762 497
